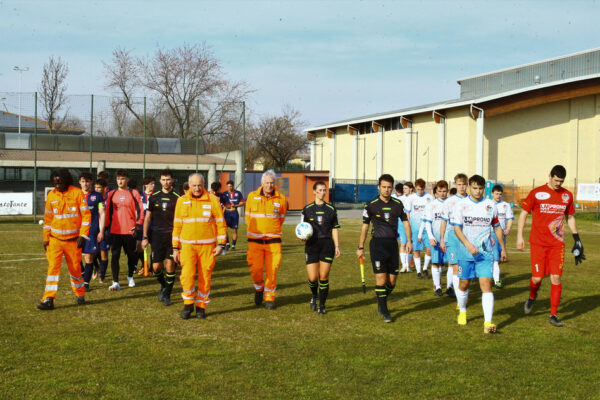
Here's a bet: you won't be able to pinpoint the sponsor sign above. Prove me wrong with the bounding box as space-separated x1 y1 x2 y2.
576 184 600 201
0 192 33 215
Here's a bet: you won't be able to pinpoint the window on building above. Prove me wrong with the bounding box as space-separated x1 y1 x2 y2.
4 168 20 180
21 168 35 181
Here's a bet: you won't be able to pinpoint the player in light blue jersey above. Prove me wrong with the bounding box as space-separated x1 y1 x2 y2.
418 180 449 296
451 175 507 334
491 185 514 288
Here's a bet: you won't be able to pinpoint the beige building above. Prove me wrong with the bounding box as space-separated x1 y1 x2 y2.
306 49 600 187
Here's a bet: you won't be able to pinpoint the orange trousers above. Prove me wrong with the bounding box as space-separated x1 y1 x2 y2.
180 243 215 309
247 242 282 302
42 237 85 301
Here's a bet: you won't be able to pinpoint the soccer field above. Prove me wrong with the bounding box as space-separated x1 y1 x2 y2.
0 215 599 399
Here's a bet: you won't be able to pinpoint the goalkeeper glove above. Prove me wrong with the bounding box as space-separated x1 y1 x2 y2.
571 233 585 265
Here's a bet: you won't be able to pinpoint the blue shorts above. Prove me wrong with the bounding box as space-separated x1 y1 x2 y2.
410 222 428 251
445 244 458 265
397 220 408 244
99 230 111 251
430 244 447 265
457 254 493 280
225 210 239 229
492 235 506 261
83 236 99 255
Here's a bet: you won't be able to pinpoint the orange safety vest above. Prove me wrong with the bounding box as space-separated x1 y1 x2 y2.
172 191 227 248
43 185 92 242
244 187 288 240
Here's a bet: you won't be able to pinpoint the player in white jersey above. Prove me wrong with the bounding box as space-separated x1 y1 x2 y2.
450 175 507 333
491 184 514 288
397 182 414 272
418 180 449 296
439 173 468 299
406 179 434 278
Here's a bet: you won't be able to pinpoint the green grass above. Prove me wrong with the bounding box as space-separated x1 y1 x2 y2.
1 217 599 399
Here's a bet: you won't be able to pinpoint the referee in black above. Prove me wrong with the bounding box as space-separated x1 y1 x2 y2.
142 169 180 306
301 181 341 315
357 174 412 323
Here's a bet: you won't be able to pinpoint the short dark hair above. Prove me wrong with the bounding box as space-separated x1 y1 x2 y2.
95 178 107 188
50 168 74 188
468 174 486 187
492 184 503 193
550 165 567 179
454 173 468 183
143 175 156 186
433 186 437 195
414 178 426 188
79 171 94 182
436 180 449 190
182 182 189 191
378 174 394 186
160 169 173 179
395 183 403 192
313 180 327 190
115 169 129 178
226 180 234 186
97 171 109 180
403 181 414 190
210 182 221 192
449 188 457 195
128 179 138 190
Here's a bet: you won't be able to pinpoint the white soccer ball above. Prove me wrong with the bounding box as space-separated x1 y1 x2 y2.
38 219 43 225
295 222 313 240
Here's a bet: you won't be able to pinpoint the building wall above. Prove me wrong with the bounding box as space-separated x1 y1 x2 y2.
445 108 477 181
313 133 330 171
334 128 355 180
410 114 439 182
382 129 405 180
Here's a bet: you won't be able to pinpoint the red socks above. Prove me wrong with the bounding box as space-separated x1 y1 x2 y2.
529 278 542 299
550 283 562 316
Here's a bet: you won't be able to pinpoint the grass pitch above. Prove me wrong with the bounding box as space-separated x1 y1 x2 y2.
0 215 599 399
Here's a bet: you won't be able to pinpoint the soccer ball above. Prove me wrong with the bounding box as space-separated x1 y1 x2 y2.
295 222 313 240
38 219 43 225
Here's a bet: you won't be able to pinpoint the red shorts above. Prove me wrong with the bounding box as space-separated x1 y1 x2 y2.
530 244 565 277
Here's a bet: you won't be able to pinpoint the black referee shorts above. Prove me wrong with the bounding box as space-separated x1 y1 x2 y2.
151 231 174 263
369 237 399 275
305 238 335 265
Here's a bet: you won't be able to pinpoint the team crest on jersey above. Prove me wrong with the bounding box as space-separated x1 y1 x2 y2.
485 205 493 214
90 195 96 201
535 192 551 200
317 215 323 224
119 196 126 202
362 209 368 218
562 193 569 203
384 212 390 221
162 202 167 210
375 261 381 270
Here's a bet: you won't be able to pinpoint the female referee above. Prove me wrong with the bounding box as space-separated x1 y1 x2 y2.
300 181 341 314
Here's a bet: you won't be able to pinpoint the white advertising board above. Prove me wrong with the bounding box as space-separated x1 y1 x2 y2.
577 184 600 201
0 192 33 215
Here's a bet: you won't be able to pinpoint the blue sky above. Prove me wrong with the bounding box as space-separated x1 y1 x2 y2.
1 0 600 127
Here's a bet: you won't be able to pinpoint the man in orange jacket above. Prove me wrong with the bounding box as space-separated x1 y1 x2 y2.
245 169 288 309
37 168 92 310
173 173 227 319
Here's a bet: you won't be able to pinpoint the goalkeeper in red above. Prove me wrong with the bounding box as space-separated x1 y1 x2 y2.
516 165 584 327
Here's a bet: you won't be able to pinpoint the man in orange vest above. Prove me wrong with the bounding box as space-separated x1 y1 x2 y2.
245 170 288 309
37 168 92 310
173 173 227 319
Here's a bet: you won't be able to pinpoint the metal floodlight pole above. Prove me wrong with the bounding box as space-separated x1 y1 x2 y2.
196 100 200 172
242 101 246 195
33 92 38 223
143 97 147 176
90 95 94 171
13 66 29 134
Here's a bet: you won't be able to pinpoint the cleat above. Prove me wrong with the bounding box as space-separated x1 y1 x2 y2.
162 293 172 306
264 301 275 310
434 288 443 297
377 303 383 315
99 278 106 284
318 305 327 315
494 280 503 289
382 312 392 323
180 304 194 319
127 277 135 288
76 296 86 305
84 283 91 292
108 282 121 291
457 311 467 325
484 321 497 334
158 287 165 302
37 298 55 310
524 297 536 314
196 307 206 319
549 315 564 327
92 270 98 280
423 270 429 278
231 245 236 251
310 296 318 311
137 268 144 276
416 272 422 279
254 290 264 306
446 287 456 298
399 266 407 273
226 243 231 250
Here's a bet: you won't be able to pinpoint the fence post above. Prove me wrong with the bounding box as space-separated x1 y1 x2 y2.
242 101 246 196
143 97 147 177
196 100 200 173
89 94 94 172
512 179 515 205
33 92 38 223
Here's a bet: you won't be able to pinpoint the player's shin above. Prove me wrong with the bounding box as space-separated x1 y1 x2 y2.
432 266 441 289
446 266 453 289
550 283 562 316
424 255 431 271
529 278 541 299
414 257 422 273
493 261 500 284
319 280 329 306
482 292 494 323
375 285 388 313
456 288 468 312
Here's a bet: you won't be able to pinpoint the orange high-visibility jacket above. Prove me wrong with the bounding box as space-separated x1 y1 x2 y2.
244 187 288 239
43 185 92 242
172 191 227 248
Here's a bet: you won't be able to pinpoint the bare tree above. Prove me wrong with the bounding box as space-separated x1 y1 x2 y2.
39 56 69 134
249 106 308 170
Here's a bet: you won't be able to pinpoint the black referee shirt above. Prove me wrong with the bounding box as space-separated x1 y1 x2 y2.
148 190 180 233
301 202 340 242
362 196 407 239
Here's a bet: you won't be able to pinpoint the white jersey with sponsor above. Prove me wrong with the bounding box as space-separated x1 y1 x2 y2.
444 194 467 234
422 198 448 242
450 196 500 261
494 200 514 231
399 194 411 213
407 192 434 227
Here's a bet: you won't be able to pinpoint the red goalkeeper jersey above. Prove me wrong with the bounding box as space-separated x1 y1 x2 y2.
521 184 575 247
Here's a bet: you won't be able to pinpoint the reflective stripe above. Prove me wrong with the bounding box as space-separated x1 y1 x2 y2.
45 284 58 291
195 299 210 304
81 222 90 226
182 217 217 223
43 225 51 230
247 231 282 238
179 238 217 244
182 294 195 300
214 218 224 222
264 287 277 293
51 227 79 235
44 210 52 214
172 236 180 242
80 206 89 211
71 281 85 288
247 232 266 238
70 274 83 281
253 283 264 290
197 290 210 298
173 218 183 223
54 213 80 220
46 275 60 281
183 288 196 295
246 212 285 219
217 235 226 240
